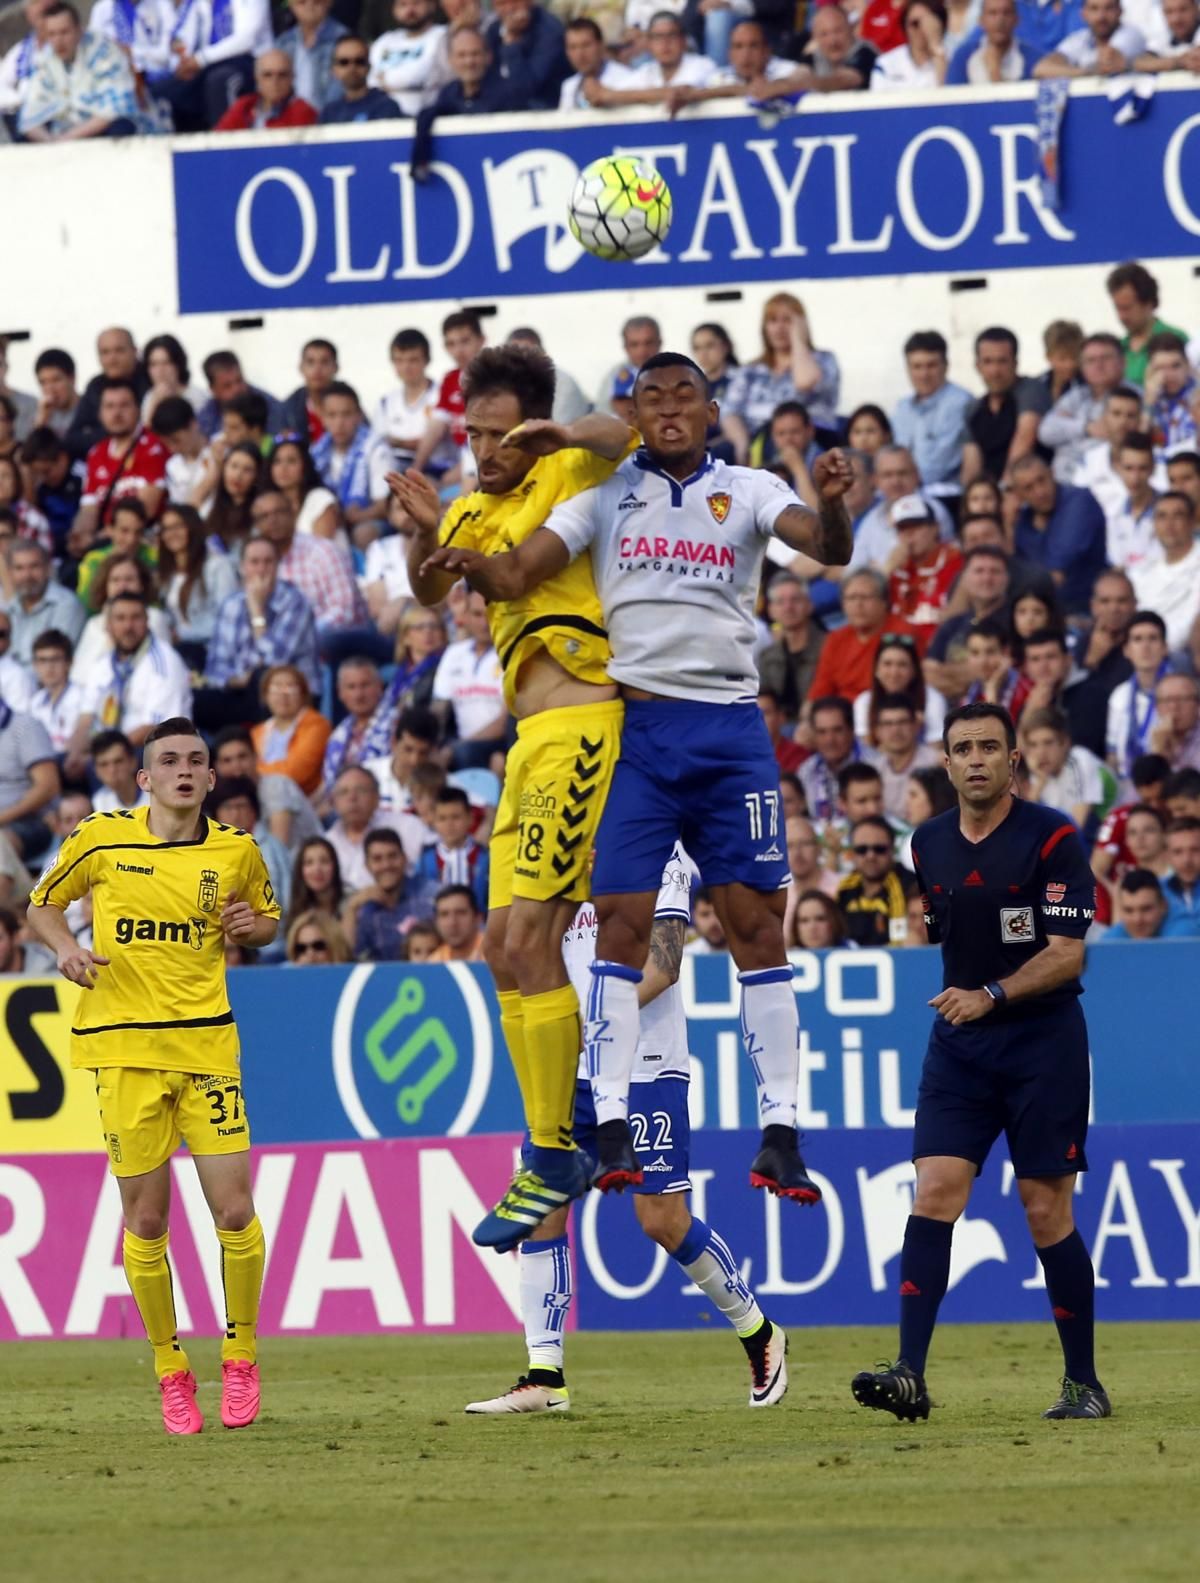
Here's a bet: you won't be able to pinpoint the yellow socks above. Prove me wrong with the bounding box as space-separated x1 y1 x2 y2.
216 1216 266 1364
122 1229 189 1378
497 988 533 1130
522 983 581 1150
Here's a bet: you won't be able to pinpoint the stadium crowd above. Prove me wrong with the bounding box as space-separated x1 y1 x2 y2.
2 0 1200 142
1 255 1200 969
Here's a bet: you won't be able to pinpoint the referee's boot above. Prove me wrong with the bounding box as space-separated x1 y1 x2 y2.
851 1359 931 1423
1043 1377 1112 1420
750 1125 822 1205
591 1119 643 1193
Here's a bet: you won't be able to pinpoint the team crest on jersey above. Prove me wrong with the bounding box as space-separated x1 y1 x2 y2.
707 492 732 523
1045 882 1066 905
197 868 219 913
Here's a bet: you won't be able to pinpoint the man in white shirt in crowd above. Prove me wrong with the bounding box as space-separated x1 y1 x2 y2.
667 18 795 108
431 591 506 770
150 397 213 506
67 594 192 774
326 763 412 890
151 0 272 132
865 694 941 821
364 707 440 814
1134 0 1200 69
1131 493 1200 651
5 542 86 662
947 0 1044 83
1038 333 1128 484
1023 706 1114 833
558 15 631 108
369 0 451 114
88 728 150 812
582 10 714 107
1073 385 1152 519
1106 432 1162 574
0 0 51 137
1106 610 1171 792
0 610 35 712
1035 0 1145 76
847 445 954 572
28 628 84 754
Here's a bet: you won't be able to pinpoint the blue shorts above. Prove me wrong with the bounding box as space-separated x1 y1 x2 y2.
591 699 789 895
913 1000 1090 1178
522 1077 691 1195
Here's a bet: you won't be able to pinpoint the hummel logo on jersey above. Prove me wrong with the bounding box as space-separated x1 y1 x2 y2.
707 492 732 523
116 860 154 876
964 870 985 886
617 491 647 512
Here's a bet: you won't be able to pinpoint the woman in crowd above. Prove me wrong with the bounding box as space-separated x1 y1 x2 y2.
1092 802 1170 926
845 404 893 457
720 292 841 459
898 764 958 868
871 0 950 91
690 322 738 405
854 631 946 745
1011 587 1065 644
252 664 332 797
388 606 447 715
158 503 240 672
70 554 173 683
269 436 339 540
141 334 206 427
286 908 352 965
961 476 1004 521
288 838 347 929
790 889 848 951
206 442 263 556
0 455 52 552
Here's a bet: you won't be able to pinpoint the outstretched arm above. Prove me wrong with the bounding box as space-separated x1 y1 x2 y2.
770 449 854 567
421 525 572 602
504 415 634 462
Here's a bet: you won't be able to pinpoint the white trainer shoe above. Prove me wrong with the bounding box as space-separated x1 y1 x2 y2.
744 1321 789 1408
465 1376 571 1414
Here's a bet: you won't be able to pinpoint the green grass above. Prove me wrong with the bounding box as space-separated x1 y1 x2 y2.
1 1326 1196 1583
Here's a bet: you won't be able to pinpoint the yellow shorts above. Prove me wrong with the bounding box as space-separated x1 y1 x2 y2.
488 698 623 910
95 1068 251 1178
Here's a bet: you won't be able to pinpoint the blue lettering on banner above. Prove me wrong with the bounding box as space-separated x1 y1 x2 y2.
230 944 1200 1144
575 1124 1200 1329
173 90 1200 313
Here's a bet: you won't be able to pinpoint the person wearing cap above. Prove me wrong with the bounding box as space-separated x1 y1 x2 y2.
888 494 964 638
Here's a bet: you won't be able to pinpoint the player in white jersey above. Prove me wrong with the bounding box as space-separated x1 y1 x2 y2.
425 353 853 1201
465 844 788 1415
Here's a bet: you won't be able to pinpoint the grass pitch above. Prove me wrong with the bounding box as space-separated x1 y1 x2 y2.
1 1325 1196 1583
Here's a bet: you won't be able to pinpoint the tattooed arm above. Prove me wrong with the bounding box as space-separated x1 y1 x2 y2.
771 448 855 568
638 915 687 1008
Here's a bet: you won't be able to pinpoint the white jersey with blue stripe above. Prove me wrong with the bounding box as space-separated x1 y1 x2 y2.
544 451 809 704
565 841 697 1082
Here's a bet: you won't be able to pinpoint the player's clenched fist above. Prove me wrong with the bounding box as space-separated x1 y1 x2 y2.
929 986 994 1025
812 448 854 501
56 946 110 989
221 895 259 943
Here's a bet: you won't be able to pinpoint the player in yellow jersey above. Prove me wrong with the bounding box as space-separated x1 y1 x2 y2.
390 345 635 1253
27 717 280 1437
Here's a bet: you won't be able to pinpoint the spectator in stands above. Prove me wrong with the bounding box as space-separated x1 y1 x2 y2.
857 629 946 744
215 48 318 130
888 495 963 636
666 19 794 107
206 441 263 557
412 312 487 476
0 604 34 711
411 27 517 173
209 726 322 854
384 607 447 718
1162 815 1200 925
268 438 339 543
222 395 272 460
279 339 339 448
286 909 352 965
249 489 368 644
1092 794 1169 924
1146 333 1197 458
872 0 952 89
327 763 411 890
88 728 145 811
29 628 83 755
6 541 86 662
837 815 914 946
758 689 807 775
890 331 972 494
0 457 51 552
322 32 403 121
65 327 147 460
413 784 489 911
157 504 239 670
482 0 568 108
1009 454 1107 615
1036 318 1084 407
0 0 52 140
799 696 859 821
196 352 280 442
505 329 589 426
1106 262 1189 386
782 815 838 944
808 570 924 703
32 348 82 454
587 11 714 110
754 402 821 488
860 0 911 52
372 330 441 477
277 0 348 113
312 382 391 543
77 379 168 539
847 446 954 571
289 837 347 929
558 16 628 107
1166 449 1200 510
722 293 841 459
151 398 212 507
1131 494 1200 651
1151 671 1200 773
431 591 505 770
947 0 1044 81
758 572 825 722
1064 567 1136 752
69 554 169 680
790 888 848 950
342 827 423 961
368 0 450 113
210 775 292 919
963 617 1033 715
139 335 204 432
1075 385 1150 525
1021 625 1074 715
865 693 941 820
151 0 271 132
1103 607 1169 788
319 659 399 803
202 535 320 725
428 883 485 961
782 5 877 91
903 764 957 832
1163 766 1200 820
19 2 140 142
1022 705 1114 835
846 406 894 457
1037 333 1127 484
71 593 192 758
1102 867 1198 939
363 706 439 814
1099 432 1159 576
76 499 156 617
592 316 662 415
962 326 1049 485
0 702 58 860
1035 0 1146 76
1134 0 1200 69
251 664 332 799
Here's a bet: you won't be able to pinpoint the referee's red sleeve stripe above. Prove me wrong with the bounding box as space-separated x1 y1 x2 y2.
1040 825 1075 860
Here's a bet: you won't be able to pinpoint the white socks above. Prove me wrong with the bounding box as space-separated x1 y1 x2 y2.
738 966 800 1130
671 1217 764 1337
585 961 643 1126
518 1234 572 1372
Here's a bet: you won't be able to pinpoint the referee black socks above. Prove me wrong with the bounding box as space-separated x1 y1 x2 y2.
897 1214 954 1377
1037 1229 1101 1390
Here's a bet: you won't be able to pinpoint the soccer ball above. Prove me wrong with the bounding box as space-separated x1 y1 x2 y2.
567 156 673 263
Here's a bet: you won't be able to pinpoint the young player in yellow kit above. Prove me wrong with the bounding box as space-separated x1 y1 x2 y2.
27 718 281 1436
391 345 635 1252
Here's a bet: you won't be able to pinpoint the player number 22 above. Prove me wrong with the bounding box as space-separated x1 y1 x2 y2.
743 790 779 842
629 1111 673 1152
207 1085 242 1125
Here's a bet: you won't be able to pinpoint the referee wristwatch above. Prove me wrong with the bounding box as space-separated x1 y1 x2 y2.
983 981 1007 1006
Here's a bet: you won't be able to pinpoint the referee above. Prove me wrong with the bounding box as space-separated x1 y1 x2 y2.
852 701 1111 1423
